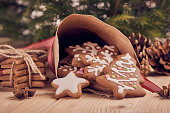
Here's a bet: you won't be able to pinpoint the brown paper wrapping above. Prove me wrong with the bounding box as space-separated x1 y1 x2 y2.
51 14 139 77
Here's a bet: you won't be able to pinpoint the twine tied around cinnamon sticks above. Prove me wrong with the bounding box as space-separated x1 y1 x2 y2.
0 45 47 87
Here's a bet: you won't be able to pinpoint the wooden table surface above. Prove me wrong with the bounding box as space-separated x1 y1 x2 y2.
0 71 169 113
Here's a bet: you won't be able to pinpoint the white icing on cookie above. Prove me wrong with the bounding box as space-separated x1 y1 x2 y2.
77 58 81 61
59 65 70 70
74 54 81 61
74 54 79 57
104 45 115 52
87 65 105 76
114 53 118 56
85 54 107 65
73 45 84 52
84 52 111 76
74 67 77 71
83 42 99 55
105 53 138 94
69 42 101 55
52 71 87 95
106 75 137 93
101 50 113 63
63 69 67 72
69 46 74 48
85 46 90 49
96 46 101 49
64 65 69 67
82 50 86 53
111 53 136 77
58 67 62 70
71 45 85 52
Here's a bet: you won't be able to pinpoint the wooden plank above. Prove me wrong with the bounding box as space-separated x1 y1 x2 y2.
0 72 169 113
0 85 56 113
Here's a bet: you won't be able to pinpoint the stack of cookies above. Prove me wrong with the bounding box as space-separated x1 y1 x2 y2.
0 56 47 88
52 42 146 99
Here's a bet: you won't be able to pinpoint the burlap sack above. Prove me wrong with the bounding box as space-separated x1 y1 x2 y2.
50 14 139 76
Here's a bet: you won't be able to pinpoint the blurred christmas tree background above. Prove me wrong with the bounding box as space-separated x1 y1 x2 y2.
0 0 169 44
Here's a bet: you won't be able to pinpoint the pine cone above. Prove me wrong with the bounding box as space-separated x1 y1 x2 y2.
158 83 170 99
146 38 170 76
128 33 152 76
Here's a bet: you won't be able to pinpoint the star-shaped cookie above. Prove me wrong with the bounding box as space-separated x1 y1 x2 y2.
51 71 89 99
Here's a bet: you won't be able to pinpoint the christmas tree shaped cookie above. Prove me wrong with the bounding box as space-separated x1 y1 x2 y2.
96 53 146 99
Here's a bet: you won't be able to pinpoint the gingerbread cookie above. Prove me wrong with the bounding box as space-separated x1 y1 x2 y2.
68 43 118 67
72 54 86 67
65 42 101 57
51 71 89 99
57 65 85 78
59 56 72 66
103 45 118 55
82 42 101 55
88 80 113 94
97 45 118 64
80 53 107 65
84 64 106 80
75 67 85 78
96 53 146 99
80 49 118 79
58 65 76 78
70 45 119 80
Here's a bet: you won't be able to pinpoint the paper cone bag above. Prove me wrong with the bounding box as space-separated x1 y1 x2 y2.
49 14 139 76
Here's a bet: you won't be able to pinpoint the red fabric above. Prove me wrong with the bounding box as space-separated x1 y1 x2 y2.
140 73 162 93
22 36 55 50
